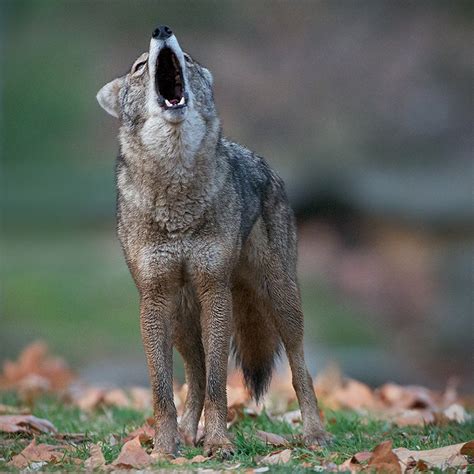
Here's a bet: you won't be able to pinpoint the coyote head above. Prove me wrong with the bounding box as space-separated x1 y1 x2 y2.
97 26 216 132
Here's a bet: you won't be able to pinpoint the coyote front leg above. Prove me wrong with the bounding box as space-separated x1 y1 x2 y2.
140 287 178 457
197 280 234 458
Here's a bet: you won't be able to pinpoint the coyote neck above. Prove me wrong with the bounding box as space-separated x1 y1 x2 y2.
118 115 222 231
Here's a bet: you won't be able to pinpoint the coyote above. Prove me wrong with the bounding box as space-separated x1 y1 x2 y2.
97 25 330 458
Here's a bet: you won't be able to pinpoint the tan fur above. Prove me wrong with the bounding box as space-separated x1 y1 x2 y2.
98 28 331 458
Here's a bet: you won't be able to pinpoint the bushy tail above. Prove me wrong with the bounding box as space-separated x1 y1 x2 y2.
231 298 281 401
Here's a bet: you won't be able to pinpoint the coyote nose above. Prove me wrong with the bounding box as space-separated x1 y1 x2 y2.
152 25 173 40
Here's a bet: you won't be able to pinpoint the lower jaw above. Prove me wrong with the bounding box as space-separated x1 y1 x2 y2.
162 106 188 123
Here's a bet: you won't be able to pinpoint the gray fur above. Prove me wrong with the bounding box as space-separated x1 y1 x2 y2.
98 29 330 458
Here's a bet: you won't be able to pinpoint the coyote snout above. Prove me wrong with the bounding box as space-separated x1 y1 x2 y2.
97 25 331 459
148 26 190 122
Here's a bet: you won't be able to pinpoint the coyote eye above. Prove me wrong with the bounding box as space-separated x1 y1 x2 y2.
131 53 149 76
132 61 147 74
184 53 193 64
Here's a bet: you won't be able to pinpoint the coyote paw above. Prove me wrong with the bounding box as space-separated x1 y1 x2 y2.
303 430 334 448
203 438 235 459
152 435 179 459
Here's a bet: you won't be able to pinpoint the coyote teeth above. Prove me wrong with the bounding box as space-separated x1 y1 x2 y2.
165 99 173 107
178 96 185 105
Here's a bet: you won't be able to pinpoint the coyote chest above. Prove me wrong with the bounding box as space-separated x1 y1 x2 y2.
118 119 217 233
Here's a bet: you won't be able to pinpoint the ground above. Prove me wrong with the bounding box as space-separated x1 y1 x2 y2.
0 390 472 472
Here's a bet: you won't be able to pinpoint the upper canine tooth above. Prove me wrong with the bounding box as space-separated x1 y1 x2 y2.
165 99 173 107
178 96 185 105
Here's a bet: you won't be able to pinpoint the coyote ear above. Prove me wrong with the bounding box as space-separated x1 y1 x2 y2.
202 67 213 86
96 77 124 118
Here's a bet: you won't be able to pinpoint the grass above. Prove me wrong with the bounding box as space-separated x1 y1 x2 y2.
0 392 472 471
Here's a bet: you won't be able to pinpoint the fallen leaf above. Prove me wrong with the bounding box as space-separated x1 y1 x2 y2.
129 387 152 411
353 451 372 463
368 440 401 473
279 409 302 425
189 454 209 463
84 443 105 470
460 440 474 456
338 458 361 472
377 383 436 410
0 415 57 435
314 363 344 397
8 439 65 468
16 374 51 403
256 430 289 447
0 342 74 392
227 404 245 427
386 408 435 427
338 451 372 472
73 387 105 411
260 448 292 465
112 436 152 469
394 442 470 470
227 384 250 408
268 368 296 406
443 403 470 423
328 379 380 410
123 421 155 444
103 388 130 408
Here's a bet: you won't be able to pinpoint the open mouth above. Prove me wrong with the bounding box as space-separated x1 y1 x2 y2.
155 47 187 110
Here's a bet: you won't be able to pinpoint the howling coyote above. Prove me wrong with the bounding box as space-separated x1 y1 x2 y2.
97 25 330 458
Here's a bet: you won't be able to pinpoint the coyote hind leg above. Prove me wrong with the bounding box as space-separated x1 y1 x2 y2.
267 273 332 446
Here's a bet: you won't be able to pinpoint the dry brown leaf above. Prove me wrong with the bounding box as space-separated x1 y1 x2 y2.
377 383 436 410
112 436 152 469
260 448 292 465
129 387 152 411
0 342 74 392
0 414 57 435
368 440 401 473
394 442 470 470
338 450 372 472
74 387 105 411
227 404 246 428
256 430 289 447
16 374 52 403
7 439 65 468
227 384 250 408
460 440 474 456
314 363 344 397
123 421 155 444
84 443 106 470
189 454 209 463
269 368 296 404
328 379 380 410
387 408 435 427
170 454 209 465
279 409 302 425
170 456 188 465
443 403 470 423
103 388 130 408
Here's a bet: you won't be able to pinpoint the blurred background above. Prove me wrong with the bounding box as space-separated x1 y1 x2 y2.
1 1 473 390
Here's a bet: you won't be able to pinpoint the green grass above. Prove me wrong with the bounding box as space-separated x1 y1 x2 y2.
0 393 472 471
